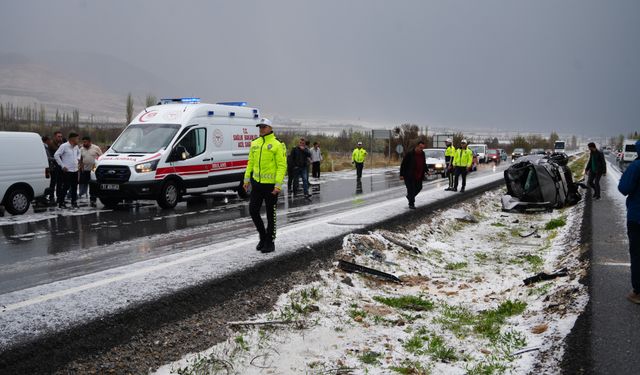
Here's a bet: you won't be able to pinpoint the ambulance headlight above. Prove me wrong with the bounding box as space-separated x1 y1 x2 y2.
135 159 159 173
435 163 443 169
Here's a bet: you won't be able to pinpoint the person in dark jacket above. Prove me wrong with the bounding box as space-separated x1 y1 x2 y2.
585 142 607 199
618 139 640 304
400 140 426 209
290 138 312 198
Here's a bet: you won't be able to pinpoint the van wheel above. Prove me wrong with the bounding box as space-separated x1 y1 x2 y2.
100 197 121 209
158 180 179 208
236 180 249 199
4 187 31 215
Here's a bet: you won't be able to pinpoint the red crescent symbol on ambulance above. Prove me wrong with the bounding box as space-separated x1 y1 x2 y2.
139 111 159 122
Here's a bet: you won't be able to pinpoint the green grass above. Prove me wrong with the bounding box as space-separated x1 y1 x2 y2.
527 282 552 296
545 217 566 230
403 329 458 362
475 252 489 262
348 307 368 321
359 350 382 365
444 262 468 271
523 254 544 271
374 295 435 311
490 222 506 227
436 300 527 341
390 361 431 374
234 335 249 351
466 360 508 375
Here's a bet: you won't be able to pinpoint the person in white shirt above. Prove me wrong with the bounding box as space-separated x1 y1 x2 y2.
310 142 323 179
54 132 81 208
79 136 103 207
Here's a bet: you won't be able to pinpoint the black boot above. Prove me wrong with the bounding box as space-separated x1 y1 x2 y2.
261 241 275 253
256 237 265 251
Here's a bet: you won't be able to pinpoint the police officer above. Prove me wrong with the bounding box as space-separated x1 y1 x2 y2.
352 141 368 179
444 138 456 191
452 139 473 193
243 118 287 253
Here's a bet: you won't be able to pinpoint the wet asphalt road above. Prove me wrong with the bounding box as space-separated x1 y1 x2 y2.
0 164 505 295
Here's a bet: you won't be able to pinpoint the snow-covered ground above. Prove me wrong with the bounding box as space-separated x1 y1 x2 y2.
154 189 588 375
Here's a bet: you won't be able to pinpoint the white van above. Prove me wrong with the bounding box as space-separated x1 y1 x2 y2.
0 132 50 215
91 98 260 208
468 144 488 163
622 139 637 163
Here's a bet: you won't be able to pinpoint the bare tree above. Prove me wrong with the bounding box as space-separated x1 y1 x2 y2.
126 93 134 124
145 94 157 107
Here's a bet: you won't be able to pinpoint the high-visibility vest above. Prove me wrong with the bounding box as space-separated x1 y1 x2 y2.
445 145 456 162
352 148 367 163
244 132 287 188
453 148 473 167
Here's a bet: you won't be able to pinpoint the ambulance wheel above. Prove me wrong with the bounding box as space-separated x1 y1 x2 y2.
100 197 121 209
4 187 31 215
158 180 179 209
236 180 249 199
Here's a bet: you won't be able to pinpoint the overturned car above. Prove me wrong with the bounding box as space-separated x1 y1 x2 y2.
502 153 582 212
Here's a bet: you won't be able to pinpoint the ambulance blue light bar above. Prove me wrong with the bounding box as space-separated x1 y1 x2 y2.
217 101 247 107
160 97 201 104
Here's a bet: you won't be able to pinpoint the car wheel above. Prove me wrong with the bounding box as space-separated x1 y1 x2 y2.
157 180 179 208
100 197 121 209
4 187 31 215
236 180 249 199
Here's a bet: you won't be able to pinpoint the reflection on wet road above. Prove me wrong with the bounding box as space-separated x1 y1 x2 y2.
0 165 504 293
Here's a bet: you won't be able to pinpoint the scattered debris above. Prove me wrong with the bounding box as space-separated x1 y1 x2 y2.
455 213 479 223
380 232 421 254
341 276 354 287
523 268 569 285
337 259 401 283
227 320 305 327
511 346 542 356
531 323 549 334
519 228 538 238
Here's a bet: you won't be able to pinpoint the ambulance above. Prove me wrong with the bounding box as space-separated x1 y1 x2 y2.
92 98 260 208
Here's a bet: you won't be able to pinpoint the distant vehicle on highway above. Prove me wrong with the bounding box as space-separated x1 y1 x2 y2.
468 144 488 163
622 139 637 163
511 148 525 161
92 98 260 209
0 132 50 215
486 149 501 165
530 148 546 155
423 148 446 178
554 140 566 154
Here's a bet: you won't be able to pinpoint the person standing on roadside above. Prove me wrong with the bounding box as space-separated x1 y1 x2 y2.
352 141 367 180
585 142 607 200
618 139 640 304
243 118 287 254
452 139 473 193
54 132 80 208
291 138 312 198
444 138 456 191
310 142 323 179
48 131 65 203
79 136 103 207
400 140 426 209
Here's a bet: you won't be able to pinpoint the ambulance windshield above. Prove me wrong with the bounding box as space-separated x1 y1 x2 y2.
111 123 181 153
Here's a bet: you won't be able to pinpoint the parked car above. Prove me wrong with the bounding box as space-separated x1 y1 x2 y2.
486 149 501 165
511 148 525 161
423 148 447 178
468 144 488 163
0 132 50 215
530 148 546 155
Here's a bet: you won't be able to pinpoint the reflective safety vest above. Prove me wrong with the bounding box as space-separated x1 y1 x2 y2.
244 132 287 188
445 145 456 162
352 147 367 163
453 148 473 168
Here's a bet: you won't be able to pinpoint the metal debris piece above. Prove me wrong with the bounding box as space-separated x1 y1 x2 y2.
511 346 541 356
337 259 402 283
380 233 421 254
523 268 568 285
519 228 538 238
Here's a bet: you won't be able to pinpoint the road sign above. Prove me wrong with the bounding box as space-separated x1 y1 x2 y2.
396 144 404 155
434 134 454 148
372 129 390 139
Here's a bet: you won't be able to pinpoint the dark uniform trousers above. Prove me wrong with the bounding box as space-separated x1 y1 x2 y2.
454 166 467 190
445 156 454 188
249 179 278 243
355 162 364 179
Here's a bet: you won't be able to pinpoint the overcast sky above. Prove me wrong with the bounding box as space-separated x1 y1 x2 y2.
1 0 639 136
